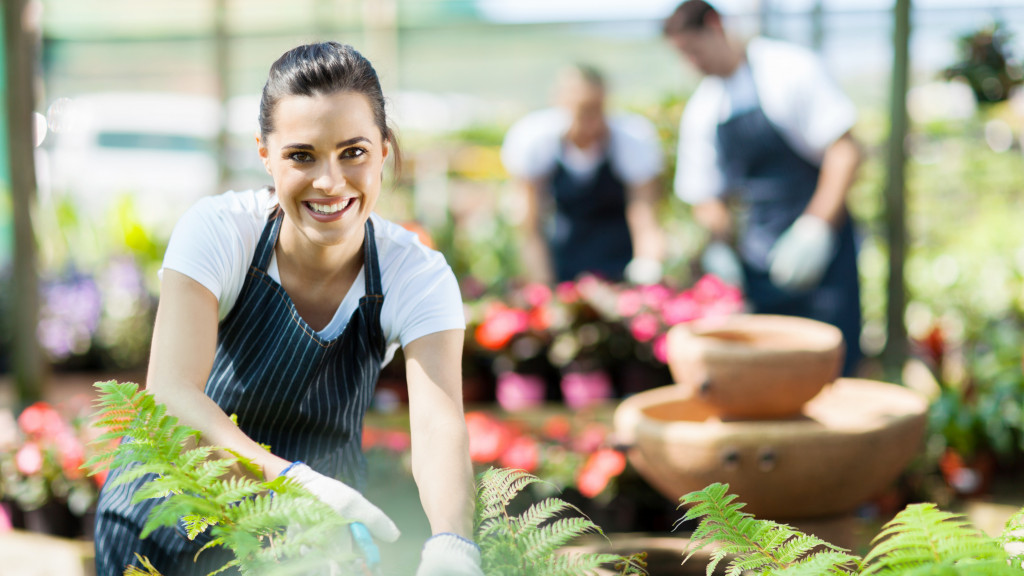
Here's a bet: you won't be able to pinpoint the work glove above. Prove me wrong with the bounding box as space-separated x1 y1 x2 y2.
768 214 836 292
700 241 745 289
415 533 484 576
624 257 663 285
282 462 401 543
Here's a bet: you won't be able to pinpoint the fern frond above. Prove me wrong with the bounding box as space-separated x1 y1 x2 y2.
862 503 1006 575
122 553 164 576
678 483 856 576
519 516 604 564
772 551 862 575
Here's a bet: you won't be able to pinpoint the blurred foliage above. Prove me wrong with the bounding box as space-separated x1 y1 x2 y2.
943 20 1023 104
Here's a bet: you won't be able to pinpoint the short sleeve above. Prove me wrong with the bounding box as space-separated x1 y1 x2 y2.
375 217 466 349
500 108 567 181
674 79 727 205
751 38 857 164
608 114 664 185
161 190 271 319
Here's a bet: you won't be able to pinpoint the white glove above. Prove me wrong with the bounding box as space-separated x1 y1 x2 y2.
282 462 400 543
768 214 836 292
624 258 663 285
415 533 484 576
701 241 745 289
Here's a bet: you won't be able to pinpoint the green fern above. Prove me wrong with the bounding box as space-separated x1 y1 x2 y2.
679 483 1024 576
679 483 860 576
474 467 647 576
85 380 357 576
1001 507 1024 569
861 503 1010 575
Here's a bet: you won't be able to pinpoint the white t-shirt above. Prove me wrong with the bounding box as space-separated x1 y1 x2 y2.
674 37 858 204
161 189 465 365
501 107 663 185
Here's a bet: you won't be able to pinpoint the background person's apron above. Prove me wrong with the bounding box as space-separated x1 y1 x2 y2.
547 153 633 283
717 101 862 376
94 211 386 575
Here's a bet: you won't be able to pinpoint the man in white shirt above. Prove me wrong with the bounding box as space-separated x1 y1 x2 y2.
664 0 864 375
501 64 665 285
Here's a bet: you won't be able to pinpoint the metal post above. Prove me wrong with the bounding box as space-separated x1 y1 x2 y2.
4 0 45 405
883 0 911 375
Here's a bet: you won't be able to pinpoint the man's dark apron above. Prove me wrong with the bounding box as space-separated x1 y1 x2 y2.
717 97 862 376
547 152 633 283
93 210 386 575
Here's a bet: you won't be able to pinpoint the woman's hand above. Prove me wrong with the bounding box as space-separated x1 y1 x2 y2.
282 462 400 542
415 533 483 576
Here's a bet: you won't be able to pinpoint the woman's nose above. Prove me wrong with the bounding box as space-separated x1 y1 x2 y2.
312 162 345 193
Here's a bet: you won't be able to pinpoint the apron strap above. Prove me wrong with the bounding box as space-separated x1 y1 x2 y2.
362 218 383 297
253 206 284 272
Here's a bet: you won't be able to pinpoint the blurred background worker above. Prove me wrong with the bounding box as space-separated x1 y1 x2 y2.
664 0 864 376
501 64 665 286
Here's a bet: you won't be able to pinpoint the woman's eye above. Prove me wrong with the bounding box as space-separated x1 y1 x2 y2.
287 151 313 163
341 147 366 159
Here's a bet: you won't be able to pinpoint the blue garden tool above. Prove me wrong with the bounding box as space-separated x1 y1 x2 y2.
350 522 383 576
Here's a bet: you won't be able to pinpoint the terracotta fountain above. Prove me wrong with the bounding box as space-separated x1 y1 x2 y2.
614 314 929 520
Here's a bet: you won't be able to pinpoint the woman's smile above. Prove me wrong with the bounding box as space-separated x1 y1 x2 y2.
303 197 359 221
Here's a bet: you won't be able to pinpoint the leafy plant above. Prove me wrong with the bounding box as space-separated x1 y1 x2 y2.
474 467 646 576
85 380 359 576
679 482 1024 575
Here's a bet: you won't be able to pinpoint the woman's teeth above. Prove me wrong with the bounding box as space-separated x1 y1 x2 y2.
308 199 352 215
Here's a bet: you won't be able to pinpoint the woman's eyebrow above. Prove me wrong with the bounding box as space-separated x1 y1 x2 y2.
336 136 371 148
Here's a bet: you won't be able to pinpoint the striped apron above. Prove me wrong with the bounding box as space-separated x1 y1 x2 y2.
94 210 386 576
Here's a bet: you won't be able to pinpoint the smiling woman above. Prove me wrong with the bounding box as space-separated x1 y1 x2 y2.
91 42 481 576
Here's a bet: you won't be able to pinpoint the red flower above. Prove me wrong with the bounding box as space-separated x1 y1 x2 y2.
661 292 702 325
555 281 579 304
652 333 670 364
572 422 609 454
616 288 644 317
474 303 530 351
540 415 571 442
465 411 514 464
56 431 85 479
92 468 109 489
362 426 381 451
18 402 66 440
499 435 540 473
576 448 627 498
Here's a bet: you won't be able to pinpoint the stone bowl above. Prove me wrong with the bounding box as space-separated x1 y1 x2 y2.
666 314 844 419
613 379 928 519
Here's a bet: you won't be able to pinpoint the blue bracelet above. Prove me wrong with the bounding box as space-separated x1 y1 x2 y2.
279 460 305 477
427 532 480 551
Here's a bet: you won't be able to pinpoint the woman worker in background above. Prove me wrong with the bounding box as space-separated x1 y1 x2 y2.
501 64 666 286
93 42 482 576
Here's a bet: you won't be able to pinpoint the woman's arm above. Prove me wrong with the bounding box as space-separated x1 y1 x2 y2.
803 131 862 227
404 329 475 538
625 178 665 262
517 178 555 285
146 269 291 479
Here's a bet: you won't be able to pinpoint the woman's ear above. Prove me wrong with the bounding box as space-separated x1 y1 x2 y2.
380 140 390 179
256 134 272 176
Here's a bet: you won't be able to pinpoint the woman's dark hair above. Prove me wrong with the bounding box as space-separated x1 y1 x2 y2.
663 0 719 36
259 41 401 177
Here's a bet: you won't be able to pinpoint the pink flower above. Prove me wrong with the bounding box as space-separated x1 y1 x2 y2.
521 283 552 308
495 372 546 412
652 333 670 364
383 431 411 453
639 284 672 308
661 292 702 325
499 435 540 473
18 402 66 439
0 503 11 533
560 371 612 410
616 288 644 317
576 449 627 498
555 282 579 304
15 442 44 476
56 431 85 479
629 314 660 342
572 422 609 454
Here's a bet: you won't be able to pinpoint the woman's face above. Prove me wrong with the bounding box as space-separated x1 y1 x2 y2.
258 91 388 253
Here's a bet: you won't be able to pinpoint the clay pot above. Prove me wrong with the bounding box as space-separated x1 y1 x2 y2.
613 379 928 519
666 314 844 419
